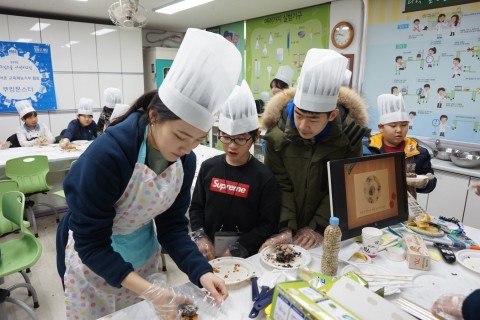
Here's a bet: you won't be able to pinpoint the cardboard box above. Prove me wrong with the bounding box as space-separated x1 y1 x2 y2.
270 279 415 320
270 281 361 320
403 233 430 270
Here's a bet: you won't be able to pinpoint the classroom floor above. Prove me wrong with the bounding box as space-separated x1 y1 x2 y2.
3 214 189 320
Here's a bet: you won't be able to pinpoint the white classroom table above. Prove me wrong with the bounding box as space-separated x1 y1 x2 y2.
100 226 480 320
0 142 90 178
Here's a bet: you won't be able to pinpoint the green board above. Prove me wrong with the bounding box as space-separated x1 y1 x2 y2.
404 0 477 13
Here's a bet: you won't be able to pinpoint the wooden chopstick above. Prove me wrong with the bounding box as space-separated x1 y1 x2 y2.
396 297 440 320
356 273 414 281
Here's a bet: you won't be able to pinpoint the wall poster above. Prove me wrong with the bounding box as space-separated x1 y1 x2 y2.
246 4 330 101
0 41 57 113
364 1 480 144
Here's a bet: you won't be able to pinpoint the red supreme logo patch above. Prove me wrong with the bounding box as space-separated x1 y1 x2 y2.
210 177 250 198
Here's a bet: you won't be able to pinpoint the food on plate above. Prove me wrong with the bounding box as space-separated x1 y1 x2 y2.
180 304 198 320
63 145 77 151
212 266 220 273
266 244 301 267
406 172 417 178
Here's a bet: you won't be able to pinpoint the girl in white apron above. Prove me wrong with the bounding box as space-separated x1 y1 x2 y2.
56 28 242 319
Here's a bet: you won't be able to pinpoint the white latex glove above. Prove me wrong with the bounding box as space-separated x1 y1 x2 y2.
195 237 215 261
293 227 323 249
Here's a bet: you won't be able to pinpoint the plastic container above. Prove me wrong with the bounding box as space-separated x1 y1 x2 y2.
321 217 342 276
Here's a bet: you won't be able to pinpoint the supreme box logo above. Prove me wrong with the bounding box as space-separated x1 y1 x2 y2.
210 177 249 198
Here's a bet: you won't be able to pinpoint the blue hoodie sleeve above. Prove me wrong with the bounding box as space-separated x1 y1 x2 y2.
155 151 213 287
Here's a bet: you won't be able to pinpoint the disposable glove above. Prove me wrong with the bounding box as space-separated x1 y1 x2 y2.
141 284 192 320
431 294 465 320
293 227 323 249
59 138 70 149
191 229 215 261
258 229 292 252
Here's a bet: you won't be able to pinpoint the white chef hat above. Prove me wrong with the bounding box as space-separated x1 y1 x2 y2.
15 100 35 118
219 80 258 136
293 49 348 112
77 97 94 115
104 88 122 109
110 103 130 123
158 28 242 132
377 93 409 125
342 69 352 86
274 65 294 86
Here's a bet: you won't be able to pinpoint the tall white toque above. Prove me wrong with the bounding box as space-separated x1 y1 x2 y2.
110 103 130 123
77 97 94 116
219 80 259 136
15 100 35 118
104 88 122 109
274 65 294 86
377 93 409 125
294 49 348 112
158 28 242 132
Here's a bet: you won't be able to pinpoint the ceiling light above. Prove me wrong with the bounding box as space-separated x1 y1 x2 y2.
154 0 214 15
74 0 89 2
91 28 116 36
65 41 79 48
17 38 32 43
30 23 50 31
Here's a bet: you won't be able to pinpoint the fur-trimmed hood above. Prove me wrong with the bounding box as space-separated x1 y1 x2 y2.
262 87 369 130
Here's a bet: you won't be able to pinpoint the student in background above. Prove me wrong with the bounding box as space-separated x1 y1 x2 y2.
56 28 241 319
14 100 55 147
364 94 437 197
59 97 97 149
189 81 280 260
270 65 294 96
260 49 369 250
98 87 122 134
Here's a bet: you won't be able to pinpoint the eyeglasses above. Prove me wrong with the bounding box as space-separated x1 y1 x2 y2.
218 135 252 146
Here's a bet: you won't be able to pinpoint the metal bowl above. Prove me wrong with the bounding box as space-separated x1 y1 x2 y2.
434 147 458 161
450 150 480 168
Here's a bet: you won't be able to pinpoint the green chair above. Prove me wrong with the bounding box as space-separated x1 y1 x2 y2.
5 155 59 237
0 180 31 235
0 191 42 320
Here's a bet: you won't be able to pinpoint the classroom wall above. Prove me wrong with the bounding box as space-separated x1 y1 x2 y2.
0 14 144 141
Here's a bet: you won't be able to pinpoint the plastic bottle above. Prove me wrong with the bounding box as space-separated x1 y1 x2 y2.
321 217 342 276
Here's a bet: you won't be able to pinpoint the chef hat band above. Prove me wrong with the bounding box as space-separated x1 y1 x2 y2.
294 49 348 112
15 100 36 118
377 93 409 124
78 97 94 115
219 80 258 136
158 28 242 132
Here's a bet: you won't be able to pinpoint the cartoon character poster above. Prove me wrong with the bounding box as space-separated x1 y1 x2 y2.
0 41 57 113
364 1 480 144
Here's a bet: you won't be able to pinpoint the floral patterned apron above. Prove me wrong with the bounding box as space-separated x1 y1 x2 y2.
64 126 184 319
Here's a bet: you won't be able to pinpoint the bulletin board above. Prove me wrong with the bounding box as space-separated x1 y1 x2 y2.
0 41 57 113
245 4 330 101
220 22 245 80
363 1 480 144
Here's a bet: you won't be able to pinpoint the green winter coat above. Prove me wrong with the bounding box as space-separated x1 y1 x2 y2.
262 87 369 234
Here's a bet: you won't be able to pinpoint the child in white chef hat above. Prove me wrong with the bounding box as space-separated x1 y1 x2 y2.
260 49 369 251
364 93 437 196
14 100 55 147
190 80 281 260
59 97 97 148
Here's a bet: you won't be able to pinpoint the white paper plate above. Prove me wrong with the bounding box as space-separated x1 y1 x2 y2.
341 264 401 296
260 244 311 270
406 174 428 183
71 140 89 145
209 257 256 285
402 273 448 307
456 249 480 274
